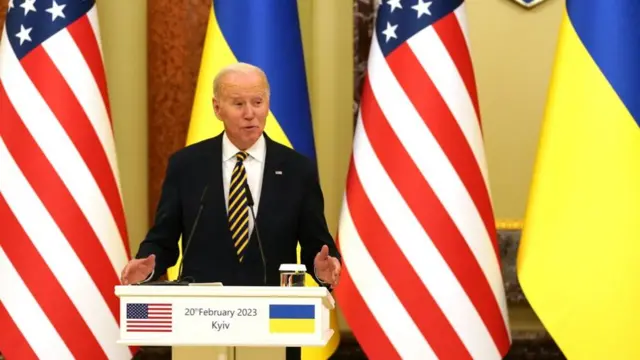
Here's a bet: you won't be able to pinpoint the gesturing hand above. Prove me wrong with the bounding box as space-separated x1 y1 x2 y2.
120 254 155 285
313 245 341 288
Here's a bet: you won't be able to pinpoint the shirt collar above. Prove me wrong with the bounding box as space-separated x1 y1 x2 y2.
222 132 266 163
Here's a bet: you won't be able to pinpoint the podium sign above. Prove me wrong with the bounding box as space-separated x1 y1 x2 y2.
115 285 335 347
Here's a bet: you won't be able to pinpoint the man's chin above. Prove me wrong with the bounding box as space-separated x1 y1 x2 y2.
239 132 261 146
242 127 262 138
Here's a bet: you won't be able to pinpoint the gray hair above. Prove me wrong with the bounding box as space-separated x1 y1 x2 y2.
213 62 270 98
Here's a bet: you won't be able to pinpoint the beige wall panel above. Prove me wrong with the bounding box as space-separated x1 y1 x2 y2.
97 0 149 254
466 0 564 221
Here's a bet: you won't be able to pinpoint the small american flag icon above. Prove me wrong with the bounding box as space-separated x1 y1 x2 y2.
126 303 172 333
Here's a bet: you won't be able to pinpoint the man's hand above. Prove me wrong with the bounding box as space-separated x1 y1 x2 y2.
120 255 155 285
313 245 341 288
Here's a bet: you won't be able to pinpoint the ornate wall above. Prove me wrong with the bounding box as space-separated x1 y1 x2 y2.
353 0 377 123
0 3 5 30
147 0 211 219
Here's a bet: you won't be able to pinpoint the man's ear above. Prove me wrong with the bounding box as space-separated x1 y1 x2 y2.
212 97 220 118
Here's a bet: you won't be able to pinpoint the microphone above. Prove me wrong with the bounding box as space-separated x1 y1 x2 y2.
245 183 267 285
137 184 208 286
176 184 209 283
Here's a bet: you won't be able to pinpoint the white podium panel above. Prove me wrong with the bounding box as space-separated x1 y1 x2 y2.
115 285 335 348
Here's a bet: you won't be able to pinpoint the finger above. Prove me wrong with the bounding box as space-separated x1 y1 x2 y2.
143 254 156 265
320 245 329 258
120 264 130 284
327 257 338 270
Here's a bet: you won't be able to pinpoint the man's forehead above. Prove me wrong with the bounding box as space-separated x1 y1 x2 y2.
223 86 266 96
222 71 265 84
220 82 267 97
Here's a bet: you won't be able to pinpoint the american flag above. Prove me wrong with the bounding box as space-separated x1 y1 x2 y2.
0 0 132 359
126 303 173 333
335 0 512 359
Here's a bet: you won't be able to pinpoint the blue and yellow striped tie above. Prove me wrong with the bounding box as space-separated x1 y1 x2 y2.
228 151 250 262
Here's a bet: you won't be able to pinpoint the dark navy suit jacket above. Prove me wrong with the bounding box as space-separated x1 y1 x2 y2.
136 132 341 286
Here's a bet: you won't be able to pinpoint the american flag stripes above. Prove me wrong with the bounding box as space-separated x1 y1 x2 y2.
126 303 173 333
335 0 512 359
0 1 132 359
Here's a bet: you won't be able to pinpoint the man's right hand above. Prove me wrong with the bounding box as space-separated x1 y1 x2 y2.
120 254 155 285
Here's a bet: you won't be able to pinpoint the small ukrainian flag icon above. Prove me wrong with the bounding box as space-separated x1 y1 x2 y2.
269 304 315 334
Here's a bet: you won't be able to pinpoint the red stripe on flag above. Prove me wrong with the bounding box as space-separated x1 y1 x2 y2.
433 12 481 126
346 160 472 359
388 44 500 261
0 195 107 360
66 16 113 123
333 243 400 360
127 321 172 324
361 77 510 352
0 82 121 322
127 324 172 328
21 47 130 257
0 300 39 360
127 330 173 333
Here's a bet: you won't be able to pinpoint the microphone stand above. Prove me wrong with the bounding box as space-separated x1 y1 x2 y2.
136 185 208 286
245 183 267 285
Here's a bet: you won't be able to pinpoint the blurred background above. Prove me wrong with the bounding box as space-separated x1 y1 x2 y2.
0 0 568 358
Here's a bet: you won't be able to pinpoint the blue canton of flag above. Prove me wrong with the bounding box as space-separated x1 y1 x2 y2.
376 0 463 56
127 303 151 319
5 0 95 59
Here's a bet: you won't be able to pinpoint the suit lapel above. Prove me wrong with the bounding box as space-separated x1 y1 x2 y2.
200 134 237 259
204 135 226 220
257 136 284 224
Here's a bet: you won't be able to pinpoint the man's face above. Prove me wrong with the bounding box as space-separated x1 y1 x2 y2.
213 71 269 150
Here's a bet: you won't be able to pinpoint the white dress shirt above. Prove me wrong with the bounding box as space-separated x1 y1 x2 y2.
222 132 266 237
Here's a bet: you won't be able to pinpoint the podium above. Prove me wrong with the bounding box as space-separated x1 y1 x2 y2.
115 285 336 360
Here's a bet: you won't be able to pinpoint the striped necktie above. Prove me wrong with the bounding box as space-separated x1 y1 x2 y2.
228 151 250 262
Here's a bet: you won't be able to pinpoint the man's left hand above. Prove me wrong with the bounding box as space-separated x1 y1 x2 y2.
314 245 341 288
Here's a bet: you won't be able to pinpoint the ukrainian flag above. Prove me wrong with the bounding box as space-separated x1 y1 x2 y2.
517 0 640 358
269 304 316 334
166 1 340 358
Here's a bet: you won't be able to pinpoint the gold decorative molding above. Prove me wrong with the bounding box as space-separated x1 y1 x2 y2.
496 219 524 230
507 0 551 9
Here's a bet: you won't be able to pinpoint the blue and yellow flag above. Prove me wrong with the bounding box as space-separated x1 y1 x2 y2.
167 1 340 358
517 0 640 358
269 304 316 334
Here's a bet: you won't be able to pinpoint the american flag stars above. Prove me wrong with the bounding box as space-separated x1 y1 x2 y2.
381 0 434 43
20 0 37 16
376 0 462 56
15 24 32 45
6 0 92 57
46 1 68 21
413 0 433 18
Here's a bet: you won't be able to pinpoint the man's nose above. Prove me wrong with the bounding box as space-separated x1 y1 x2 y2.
243 105 255 118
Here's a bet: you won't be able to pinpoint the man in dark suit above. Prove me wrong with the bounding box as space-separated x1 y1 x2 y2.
120 62 341 359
